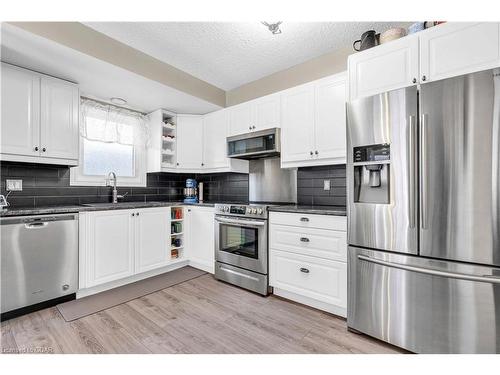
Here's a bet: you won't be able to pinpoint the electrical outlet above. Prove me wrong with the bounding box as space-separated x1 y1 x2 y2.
6 179 22 191
323 180 331 191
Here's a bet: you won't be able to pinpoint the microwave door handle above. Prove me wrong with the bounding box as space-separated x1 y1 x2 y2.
214 217 266 227
358 255 500 284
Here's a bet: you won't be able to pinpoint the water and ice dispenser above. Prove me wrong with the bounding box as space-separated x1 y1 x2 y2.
353 144 390 204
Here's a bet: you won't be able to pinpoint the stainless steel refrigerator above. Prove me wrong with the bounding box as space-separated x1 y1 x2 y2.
346 68 500 354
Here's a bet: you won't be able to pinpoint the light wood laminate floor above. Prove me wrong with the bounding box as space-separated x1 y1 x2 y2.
1 274 404 354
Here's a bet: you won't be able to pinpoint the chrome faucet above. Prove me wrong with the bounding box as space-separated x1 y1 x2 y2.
107 172 127 203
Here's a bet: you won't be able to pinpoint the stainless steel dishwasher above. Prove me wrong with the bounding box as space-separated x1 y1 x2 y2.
1 213 78 317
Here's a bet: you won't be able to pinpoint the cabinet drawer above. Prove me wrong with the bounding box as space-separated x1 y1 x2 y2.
269 211 346 231
270 250 347 308
270 224 346 261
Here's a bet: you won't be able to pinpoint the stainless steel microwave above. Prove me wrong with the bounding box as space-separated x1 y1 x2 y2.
227 128 280 159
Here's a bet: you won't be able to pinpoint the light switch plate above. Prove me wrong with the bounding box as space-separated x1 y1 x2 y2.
323 180 331 191
6 179 22 191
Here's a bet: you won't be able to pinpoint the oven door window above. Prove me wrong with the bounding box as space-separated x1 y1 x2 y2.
219 224 259 259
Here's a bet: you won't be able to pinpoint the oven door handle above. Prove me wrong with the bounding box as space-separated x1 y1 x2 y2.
214 217 266 227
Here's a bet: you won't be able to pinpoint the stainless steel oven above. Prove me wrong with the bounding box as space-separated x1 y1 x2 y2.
214 204 270 295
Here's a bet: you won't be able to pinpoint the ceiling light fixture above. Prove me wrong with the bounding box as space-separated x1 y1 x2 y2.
262 21 282 35
110 97 127 105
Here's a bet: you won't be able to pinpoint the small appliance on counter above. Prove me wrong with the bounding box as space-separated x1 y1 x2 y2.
183 179 198 203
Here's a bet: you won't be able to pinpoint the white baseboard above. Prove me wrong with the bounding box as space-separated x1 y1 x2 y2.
77 260 189 298
273 287 347 318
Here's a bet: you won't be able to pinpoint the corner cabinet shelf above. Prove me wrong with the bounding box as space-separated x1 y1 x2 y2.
170 206 184 261
147 109 178 173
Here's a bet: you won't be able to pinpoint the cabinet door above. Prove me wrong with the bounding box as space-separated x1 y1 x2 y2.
135 207 171 273
254 94 280 131
280 84 315 164
229 102 253 136
420 22 500 83
203 109 229 169
0 64 40 157
348 35 419 100
40 76 79 160
86 210 135 287
186 207 215 273
313 74 347 164
176 115 203 170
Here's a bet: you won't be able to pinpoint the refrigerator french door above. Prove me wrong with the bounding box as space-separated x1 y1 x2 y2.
347 68 500 353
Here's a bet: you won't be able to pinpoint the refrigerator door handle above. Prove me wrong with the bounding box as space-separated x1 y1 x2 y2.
407 115 416 228
358 255 500 284
420 113 429 229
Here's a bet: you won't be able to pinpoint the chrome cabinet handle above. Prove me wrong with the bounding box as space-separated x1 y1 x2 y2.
132 213 135 216
412 78 417 84
310 151 313 156
300 217 309 222
407 115 416 228
249 126 252 130
300 267 310 274
420 113 428 229
358 255 500 284
422 75 427 81
315 150 318 155
136 212 140 216
42 147 46 152
300 237 310 242
34 146 39 151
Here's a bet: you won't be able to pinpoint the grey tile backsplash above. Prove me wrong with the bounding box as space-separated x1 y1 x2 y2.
296 164 346 206
0 161 249 208
0 161 344 208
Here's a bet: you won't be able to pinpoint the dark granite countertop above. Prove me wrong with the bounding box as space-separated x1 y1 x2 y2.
0 201 217 217
268 205 347 216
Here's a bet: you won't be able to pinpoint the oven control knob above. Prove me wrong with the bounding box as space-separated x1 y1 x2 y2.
257 208 263 215
252 208 257 214
224 206 229 212
246 208 252 214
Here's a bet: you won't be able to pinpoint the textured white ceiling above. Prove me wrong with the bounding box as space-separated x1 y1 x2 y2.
84 22 412 91
1 24 221 114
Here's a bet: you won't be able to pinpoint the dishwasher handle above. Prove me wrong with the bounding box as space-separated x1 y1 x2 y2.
1 214 78 226
25 222 49 229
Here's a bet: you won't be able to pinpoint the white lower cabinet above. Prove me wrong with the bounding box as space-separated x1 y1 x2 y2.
269 211 348 316
81 209 136 288
79 207 183 292
135 207 172 273
270 251 347 313
185 206 215 273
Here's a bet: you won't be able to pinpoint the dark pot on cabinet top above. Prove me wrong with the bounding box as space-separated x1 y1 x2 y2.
353 30 379 51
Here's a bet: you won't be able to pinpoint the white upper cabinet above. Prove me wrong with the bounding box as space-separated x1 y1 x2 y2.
281 72 347 168
228 93 281 136
203 109 230 169
348 34 419 101
229 102 253 136
1 63 40 157
176 115 204 170
314 74 347 164
253 93 280 131
419 22 500 83
40 76 79 160
349 22 500 101
1 63 79 165
280 83 316 164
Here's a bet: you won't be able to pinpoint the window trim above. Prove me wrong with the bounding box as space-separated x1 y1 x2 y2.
70 136 147 187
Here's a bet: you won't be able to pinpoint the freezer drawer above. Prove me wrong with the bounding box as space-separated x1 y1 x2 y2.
348 246 500 353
